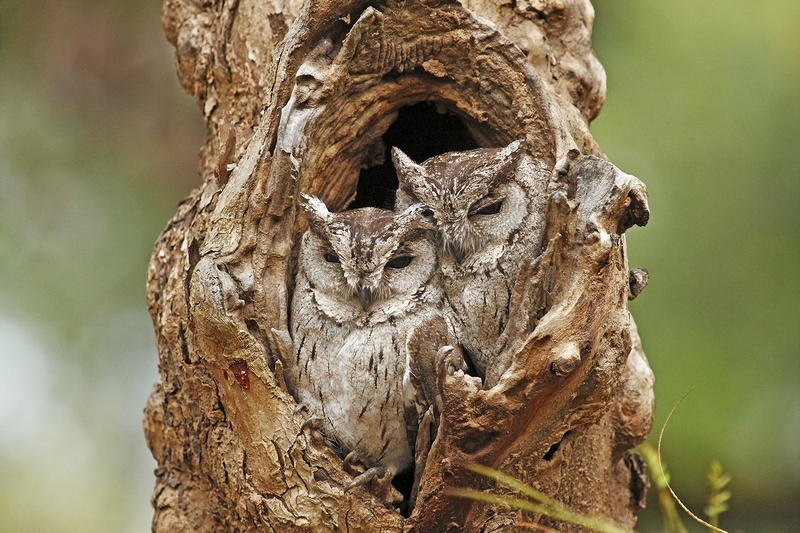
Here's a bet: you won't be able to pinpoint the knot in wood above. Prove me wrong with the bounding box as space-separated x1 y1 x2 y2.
549 341 582 377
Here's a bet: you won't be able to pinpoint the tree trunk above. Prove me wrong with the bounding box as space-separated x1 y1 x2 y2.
144 0 655 531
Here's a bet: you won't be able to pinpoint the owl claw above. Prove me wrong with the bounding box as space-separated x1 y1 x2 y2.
342 450 361 473
301 415 324 432
293 402 308 415
299 416 327 447
437 345 468 376
437 345 455 357
344 466 387 492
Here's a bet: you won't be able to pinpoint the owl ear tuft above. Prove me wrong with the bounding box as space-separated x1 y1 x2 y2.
489 139 526 176
391 147 429 194
298 194 332 235
501 139 525 158
390 203 435 238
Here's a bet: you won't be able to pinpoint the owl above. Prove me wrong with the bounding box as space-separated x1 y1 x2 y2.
287 194 446 493
392 141 551 386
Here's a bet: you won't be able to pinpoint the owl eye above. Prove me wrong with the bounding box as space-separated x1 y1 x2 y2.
324 253 340 263
421 208 434 217
386 255 413 269
471 199 503 216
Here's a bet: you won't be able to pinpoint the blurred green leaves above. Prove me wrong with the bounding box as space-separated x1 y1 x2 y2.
592 0 800 526
0 0 203 341
0 1 203 531
705 460 732 528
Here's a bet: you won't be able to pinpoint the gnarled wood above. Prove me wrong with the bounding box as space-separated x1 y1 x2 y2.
145 1 655 531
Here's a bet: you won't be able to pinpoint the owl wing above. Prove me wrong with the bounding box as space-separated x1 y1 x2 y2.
404 315 448 423
403 313 467 504
269 327 295 393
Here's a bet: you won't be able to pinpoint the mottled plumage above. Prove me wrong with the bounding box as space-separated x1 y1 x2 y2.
393 141 550 385
288 195 442 485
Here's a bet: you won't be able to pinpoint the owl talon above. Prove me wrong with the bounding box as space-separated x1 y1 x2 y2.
301 415 324 432
299 416 327 447
344 466 387 492
293 402 308 415
437 345 467 376
342 450 365 474
438 345 455 357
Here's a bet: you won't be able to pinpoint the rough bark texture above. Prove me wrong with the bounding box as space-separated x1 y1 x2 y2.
144 1 655 531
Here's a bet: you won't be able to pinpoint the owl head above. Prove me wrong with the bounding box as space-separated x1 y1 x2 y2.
298 194 437 314
392 140 527 263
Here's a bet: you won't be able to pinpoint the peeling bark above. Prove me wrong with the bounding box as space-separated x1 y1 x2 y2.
145 1 655 531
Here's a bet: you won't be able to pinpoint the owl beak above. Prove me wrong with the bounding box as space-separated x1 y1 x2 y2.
450 244 465 264
358 287 373 311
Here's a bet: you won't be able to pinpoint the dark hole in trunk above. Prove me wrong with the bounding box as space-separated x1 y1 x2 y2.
392 467 415 516
349 101 479 210
461 346 485 381
543 431 571 461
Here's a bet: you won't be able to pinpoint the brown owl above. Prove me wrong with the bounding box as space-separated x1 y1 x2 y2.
287 194 449 493
393 141 550 386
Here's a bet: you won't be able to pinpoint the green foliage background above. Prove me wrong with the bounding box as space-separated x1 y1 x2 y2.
592 1 799 530
0 1 797 531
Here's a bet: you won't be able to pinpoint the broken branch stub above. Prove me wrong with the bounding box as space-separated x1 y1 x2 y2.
146 1 655 531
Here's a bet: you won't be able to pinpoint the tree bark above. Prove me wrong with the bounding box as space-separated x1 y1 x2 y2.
144 1 655 531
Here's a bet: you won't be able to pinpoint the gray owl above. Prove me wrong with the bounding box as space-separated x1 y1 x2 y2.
288 194 445 492
392 141 550 386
